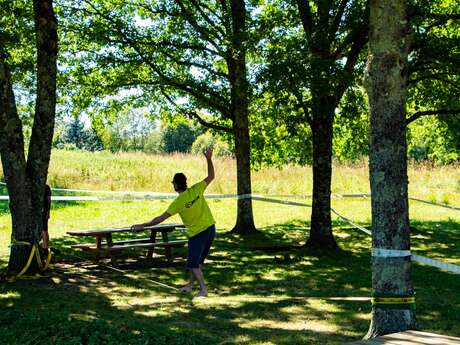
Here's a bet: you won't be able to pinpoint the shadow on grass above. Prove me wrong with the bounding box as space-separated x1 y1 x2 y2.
1 218 459 344
0 249 370 345
0 222 372 345
410 219 460 259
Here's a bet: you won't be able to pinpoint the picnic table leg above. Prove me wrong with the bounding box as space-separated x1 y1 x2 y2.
95 235 103 263
147 231 157 258
106 233 117 264
161 231 173 264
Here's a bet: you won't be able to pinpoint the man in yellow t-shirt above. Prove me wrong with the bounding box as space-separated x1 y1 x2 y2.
131 148 216 297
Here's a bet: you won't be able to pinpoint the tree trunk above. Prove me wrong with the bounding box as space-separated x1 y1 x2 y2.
0 0 58 273
27 0 58 236
0 40 35 272
365 0 416 337
228 0 257 234
306 113 337 248
232 113 257 234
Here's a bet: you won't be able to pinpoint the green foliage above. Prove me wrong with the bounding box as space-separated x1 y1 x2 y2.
191 132 233 157
333 87 369 161
90 106 157 153
0 0 35 85
162 121 201 154
53 117 103 152
250 94 313 167
251 0 368 167
57 0 248 134
143 132 163 154
406 0 460 161
408 116 460 163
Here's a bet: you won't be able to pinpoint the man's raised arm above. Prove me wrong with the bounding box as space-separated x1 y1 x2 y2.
204 148 214 185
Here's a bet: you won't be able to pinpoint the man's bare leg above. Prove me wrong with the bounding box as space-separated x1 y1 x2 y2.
191 267 208 297
180 264 203 293
180 270 195 293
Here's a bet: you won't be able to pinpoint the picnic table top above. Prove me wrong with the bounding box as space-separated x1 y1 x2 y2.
67 223 185 236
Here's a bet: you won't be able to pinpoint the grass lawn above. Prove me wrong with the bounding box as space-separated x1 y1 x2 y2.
1 151 460 344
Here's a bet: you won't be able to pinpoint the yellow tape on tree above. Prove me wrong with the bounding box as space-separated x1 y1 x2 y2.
7 242 53 282
10 238 31 247
43 248 52 271
371 297 415 304
12 244 38 281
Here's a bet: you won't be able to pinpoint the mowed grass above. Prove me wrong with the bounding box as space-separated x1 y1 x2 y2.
0 150 460 344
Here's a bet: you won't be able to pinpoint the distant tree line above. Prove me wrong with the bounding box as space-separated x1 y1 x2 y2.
50 109 460 164
51 114 233 156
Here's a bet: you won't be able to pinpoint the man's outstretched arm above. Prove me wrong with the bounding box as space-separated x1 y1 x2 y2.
204 148 214 185
131 211 171 231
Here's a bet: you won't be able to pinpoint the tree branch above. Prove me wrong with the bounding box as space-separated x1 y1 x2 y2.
406 109 460 125
161 89 233 133
187 0 225 38
286 69 312 126
329 0 349 40
219 0 232 37
410 10 460 21
332 9 369 61
158 49 228 79
81 0 231 117
137 2 182 17
408 72 459 85
408 75 460 92
174 0 223 53
187 110 234 133
107 37 221 57
296 0 314 41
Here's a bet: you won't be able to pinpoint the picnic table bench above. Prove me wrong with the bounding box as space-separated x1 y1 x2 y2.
67 223 187 263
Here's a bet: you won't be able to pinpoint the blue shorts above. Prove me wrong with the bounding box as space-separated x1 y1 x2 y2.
186 225 215 269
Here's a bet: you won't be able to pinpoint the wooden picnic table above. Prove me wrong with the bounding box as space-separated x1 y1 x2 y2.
67 223 187 263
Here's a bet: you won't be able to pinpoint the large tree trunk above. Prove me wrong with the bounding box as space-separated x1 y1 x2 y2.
228 0 256 234
365 0 416 337
306 112 337 248
232 113 257 234
0 0 58 273
0 51 34 271
305 42 338 248
27 0 58 237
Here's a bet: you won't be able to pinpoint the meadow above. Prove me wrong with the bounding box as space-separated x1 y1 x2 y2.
0 150 459 344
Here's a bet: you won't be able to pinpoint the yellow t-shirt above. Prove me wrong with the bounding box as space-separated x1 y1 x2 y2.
166 180 215 238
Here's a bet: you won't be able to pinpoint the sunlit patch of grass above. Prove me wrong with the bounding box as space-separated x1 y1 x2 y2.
0 290 20 299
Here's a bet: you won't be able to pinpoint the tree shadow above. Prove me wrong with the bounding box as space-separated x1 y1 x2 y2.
410 219 460 259
0 257 369 345
1 217 459 344
0 221 372 344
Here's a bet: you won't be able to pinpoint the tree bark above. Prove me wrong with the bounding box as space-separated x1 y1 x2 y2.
0 0 58 273
365 0 416 337
232 112 257 234
228 0 256 234
306 112 337 247
0 48 34 271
